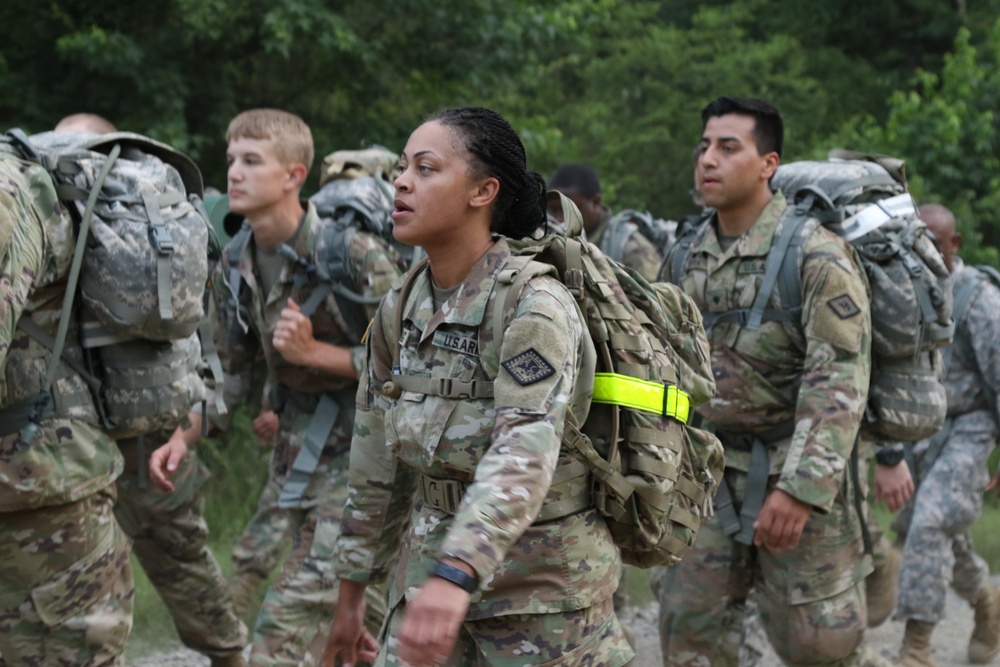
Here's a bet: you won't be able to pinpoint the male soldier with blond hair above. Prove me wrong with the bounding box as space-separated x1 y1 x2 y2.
151 108 400 666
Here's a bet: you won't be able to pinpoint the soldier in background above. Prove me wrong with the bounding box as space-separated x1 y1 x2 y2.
0 126 133 665
547 163 663 281
54 112 249 666
891 203 1000 667
151 108 399 666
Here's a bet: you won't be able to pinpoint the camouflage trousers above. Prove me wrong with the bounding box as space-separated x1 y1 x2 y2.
892 411 995 624
232 472 293 580
114 441 248 658
249 449 387 666
655 468 876 667
0 487 133 666
376 595 632 666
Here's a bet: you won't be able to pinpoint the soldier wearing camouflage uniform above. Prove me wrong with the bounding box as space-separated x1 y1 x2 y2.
890 203 1000 667
151 109 399 667
52 113 250 667
325 107 632 667
654 97 882 667
547 163 663 281
0 145 133 664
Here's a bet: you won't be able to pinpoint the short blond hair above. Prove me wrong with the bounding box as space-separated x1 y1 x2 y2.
226 109 314 172
55 113 117 134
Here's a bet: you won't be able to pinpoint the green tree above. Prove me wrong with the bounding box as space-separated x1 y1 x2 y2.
824 24 1000 266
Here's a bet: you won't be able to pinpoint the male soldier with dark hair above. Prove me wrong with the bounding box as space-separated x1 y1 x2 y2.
547 163 663 281
0 130 133 664
890 203 1000 667
655 96 883 666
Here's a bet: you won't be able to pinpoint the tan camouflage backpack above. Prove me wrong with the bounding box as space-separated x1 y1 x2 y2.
667 151 954 442
2 129 215 440
391 192 724 568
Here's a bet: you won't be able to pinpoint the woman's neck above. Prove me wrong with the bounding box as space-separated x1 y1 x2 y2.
424 232 494 289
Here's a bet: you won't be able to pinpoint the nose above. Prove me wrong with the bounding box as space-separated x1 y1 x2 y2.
698 145 718 168
394 169 410 192
227 161 242 182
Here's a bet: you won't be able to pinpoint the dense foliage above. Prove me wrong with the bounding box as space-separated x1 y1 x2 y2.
3 0 999 262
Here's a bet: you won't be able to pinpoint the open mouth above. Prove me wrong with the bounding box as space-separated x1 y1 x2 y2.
394 200 413 213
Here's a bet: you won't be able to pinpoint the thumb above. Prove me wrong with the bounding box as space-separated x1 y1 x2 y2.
287 297 301 312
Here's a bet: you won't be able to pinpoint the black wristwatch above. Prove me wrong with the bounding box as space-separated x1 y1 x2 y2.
430 561 478 594
875 447 906 467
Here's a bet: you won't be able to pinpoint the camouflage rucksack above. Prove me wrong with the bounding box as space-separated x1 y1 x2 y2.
602 209 679 262
667 152 954 442
390 192 724 568
2 129 213 440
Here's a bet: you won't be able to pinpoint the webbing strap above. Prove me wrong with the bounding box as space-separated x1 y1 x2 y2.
591 372 690 424
142 191 175 322
734 439 769 545
714 476 741 537
388 374 495 400
746 211 808 330
278 393 340 508
197 316 227 416
922 416 955 472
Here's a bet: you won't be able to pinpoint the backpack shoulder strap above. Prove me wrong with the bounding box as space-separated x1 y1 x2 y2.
224 223 253 334
602 211 639 264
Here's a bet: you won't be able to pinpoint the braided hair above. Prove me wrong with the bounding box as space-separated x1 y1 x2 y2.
425 107 546 239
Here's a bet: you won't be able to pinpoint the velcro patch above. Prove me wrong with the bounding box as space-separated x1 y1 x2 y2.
501 348 555 386
432 330 480 357
827 294 862 320
737 259 767 275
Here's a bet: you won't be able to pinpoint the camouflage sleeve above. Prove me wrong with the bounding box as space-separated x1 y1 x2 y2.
777 233 871 511
209 257 259 430
334 288 419 583
623 231 664 282
0 173 45 365
439 277 586 582
966 282 1000 418
346 231 402 376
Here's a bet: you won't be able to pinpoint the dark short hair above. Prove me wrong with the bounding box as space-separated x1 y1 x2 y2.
425 106 546 239
547 164 601 199
701 96 783 158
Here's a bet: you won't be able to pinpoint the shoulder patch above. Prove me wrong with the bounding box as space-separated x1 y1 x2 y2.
501 348 555 386
827 293 862 320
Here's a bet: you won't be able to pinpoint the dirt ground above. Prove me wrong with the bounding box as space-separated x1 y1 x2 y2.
130 577 993 666
621 578 990 667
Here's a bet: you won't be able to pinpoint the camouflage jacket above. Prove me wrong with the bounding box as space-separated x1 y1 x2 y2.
0 152 122 512
667 191 871 512
212 202 400 427
333 238 621 620
943 260 1000 421
589 207 663 282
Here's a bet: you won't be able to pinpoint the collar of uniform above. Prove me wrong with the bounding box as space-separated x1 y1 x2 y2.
413 237 512 346
697 190 787 261
285 201 319 266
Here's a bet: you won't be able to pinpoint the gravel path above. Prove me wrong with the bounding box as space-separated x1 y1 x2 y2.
127 580 990 666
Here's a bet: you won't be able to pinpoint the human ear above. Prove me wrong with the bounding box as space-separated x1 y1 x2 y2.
469 177 500 210
285 162 308 191
760 152 779 181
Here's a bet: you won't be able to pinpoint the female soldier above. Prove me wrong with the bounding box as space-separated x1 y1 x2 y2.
324 106 632 667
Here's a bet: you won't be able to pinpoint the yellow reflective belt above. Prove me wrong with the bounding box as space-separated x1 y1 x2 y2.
592 372 691 424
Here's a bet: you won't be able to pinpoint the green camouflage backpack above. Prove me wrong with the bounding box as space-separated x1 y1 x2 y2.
389 192 724 568
3 129 213 440
667 152 954 442
602 209 679 262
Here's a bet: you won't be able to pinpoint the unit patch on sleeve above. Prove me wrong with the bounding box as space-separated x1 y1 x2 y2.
501 348 556 386
432 330 480 357
827 293 862 320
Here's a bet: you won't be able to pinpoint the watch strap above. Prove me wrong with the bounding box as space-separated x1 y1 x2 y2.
430 561 477 594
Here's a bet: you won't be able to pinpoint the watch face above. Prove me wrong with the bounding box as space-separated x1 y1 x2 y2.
877 449 905 467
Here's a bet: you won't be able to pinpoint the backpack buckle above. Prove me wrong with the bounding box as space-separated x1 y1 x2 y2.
150 223 175 254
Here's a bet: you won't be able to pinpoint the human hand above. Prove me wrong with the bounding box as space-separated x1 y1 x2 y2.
753 488 811 552
986 470 1000 494
149 438 189 492
397 575 471 667
273 298 316 365
252 409 279 445
875 461 914 512
323 581 379 667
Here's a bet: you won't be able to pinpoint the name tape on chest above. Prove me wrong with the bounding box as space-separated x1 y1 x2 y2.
432 330 480 357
